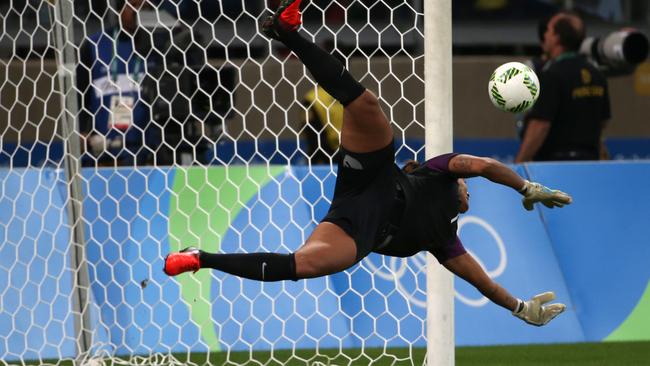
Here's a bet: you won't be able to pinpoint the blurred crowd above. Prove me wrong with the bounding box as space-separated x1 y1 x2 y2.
2 0 648 167
6 0 648 28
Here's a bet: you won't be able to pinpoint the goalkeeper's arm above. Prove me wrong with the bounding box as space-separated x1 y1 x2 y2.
447 154 572 211
448 154 526 190
443 253 566 326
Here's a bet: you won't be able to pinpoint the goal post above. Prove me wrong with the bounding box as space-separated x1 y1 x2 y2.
50 0 94 362
424 0 455 365
0 0 458 364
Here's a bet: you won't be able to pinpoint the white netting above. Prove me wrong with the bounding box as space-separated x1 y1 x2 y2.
0 0 428 364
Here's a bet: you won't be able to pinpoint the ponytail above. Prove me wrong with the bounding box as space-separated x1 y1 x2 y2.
402 160 420 174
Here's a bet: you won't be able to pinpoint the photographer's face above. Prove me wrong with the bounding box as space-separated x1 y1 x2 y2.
542 15 560 55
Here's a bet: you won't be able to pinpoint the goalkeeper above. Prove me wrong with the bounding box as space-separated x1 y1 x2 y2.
164 0 571 327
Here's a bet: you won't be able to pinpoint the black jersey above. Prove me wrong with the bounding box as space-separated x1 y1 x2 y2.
322 144 466 264
525 53 610 161
374 153 465 261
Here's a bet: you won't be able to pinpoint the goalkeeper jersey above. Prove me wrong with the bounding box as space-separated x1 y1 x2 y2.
373 153 466 262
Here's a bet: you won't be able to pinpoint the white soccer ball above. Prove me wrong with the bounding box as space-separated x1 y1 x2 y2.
488 61 540 113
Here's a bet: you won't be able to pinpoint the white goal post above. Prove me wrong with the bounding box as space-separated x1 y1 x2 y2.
50 0 93 362
425 1 455 366
0 0 455 364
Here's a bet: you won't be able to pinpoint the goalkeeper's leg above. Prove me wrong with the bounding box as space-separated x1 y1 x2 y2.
163 0 395 281
163 222 357 281
262 0 393 153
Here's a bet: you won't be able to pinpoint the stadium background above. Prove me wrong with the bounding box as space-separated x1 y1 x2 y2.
2 0 650 165
1 0 649 365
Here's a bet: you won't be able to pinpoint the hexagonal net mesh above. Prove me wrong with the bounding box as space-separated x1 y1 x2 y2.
0 0 429 364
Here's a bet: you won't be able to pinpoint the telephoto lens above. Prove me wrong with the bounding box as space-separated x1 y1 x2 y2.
581 30 649 68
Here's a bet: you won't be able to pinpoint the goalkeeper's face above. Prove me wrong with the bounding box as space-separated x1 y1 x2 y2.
457 179 469 213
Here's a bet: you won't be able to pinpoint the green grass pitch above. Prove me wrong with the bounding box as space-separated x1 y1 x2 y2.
16 341 649 365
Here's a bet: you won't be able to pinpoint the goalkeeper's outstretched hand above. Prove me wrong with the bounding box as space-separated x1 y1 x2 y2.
512 292 566 326
520 180 572 211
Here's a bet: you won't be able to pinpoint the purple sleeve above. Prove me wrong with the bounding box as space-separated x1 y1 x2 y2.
424 153 459 173
430 236 467 264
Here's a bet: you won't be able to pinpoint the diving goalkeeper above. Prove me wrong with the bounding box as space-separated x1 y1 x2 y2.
164 0 571 327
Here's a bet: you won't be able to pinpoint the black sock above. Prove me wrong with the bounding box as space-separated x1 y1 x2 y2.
199 252 298 282
278 30 365 106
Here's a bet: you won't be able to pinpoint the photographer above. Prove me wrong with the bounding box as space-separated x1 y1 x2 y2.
77 0 155 167
140 25 233 166
516 12 611 163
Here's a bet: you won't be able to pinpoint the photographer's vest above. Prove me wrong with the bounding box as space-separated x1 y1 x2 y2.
527 52 610 161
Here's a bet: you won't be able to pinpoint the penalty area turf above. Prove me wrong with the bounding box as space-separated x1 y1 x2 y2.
14 341 649 365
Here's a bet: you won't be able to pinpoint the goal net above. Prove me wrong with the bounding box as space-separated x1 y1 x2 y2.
0 0 433 364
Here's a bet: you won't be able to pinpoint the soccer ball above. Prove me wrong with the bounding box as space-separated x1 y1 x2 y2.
488 62 540 113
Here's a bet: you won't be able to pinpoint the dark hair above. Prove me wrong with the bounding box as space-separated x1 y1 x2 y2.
553 15 585 52
401 160 420 174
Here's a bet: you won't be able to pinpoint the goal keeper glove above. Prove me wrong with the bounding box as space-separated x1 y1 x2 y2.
512 292 566 326
520 180 572 211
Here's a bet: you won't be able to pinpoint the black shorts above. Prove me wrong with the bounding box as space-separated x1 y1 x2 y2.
321 141 397 262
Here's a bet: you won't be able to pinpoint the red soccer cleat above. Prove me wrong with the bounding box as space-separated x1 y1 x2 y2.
163 247 201 276
262 0 303 40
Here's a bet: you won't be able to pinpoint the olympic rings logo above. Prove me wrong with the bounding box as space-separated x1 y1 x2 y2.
362 215 508 308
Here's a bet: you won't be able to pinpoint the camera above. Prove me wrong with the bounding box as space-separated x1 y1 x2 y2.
536 13 649 77
580 30 649 75
139 25 236 165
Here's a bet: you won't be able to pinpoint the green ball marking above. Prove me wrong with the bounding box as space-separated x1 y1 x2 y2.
499 67 521 83
507 100 532 113
491 84 506 107
523 74 539 98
